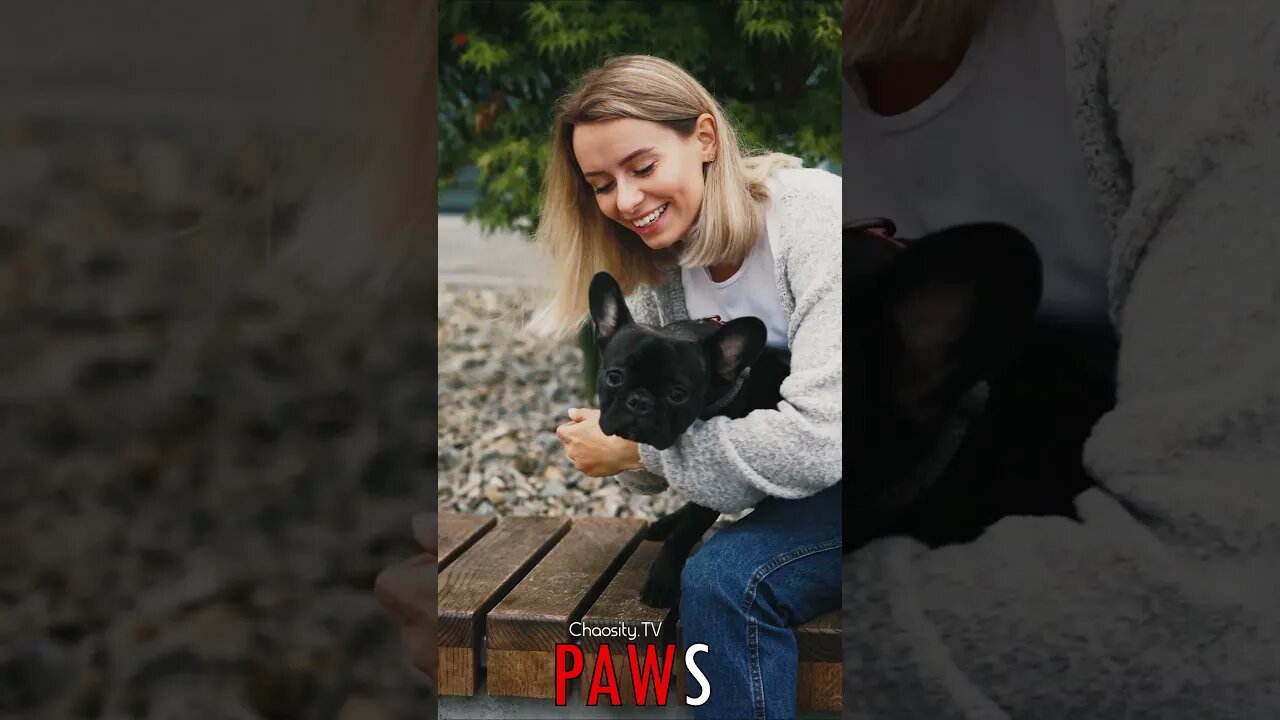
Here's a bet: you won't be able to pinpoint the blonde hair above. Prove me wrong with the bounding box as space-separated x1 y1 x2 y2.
528 54 800 338
842 0 1001 64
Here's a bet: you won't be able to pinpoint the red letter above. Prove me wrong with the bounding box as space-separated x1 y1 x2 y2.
554 644 582 706
586 645 622 706
628 644 676 705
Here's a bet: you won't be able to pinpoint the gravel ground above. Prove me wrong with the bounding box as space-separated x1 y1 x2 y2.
0 119 433 719
436 283 690 520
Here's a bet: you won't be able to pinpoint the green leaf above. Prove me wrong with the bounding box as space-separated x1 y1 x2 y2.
458 37 513 74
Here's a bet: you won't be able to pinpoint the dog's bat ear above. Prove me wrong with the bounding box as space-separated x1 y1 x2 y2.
707 317 767 384
588 271 633 346
865 222 1042 428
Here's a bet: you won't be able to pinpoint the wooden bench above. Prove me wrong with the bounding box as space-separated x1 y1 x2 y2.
437 512 841 711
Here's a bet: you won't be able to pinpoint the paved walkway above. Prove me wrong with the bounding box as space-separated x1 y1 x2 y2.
438 213 552 289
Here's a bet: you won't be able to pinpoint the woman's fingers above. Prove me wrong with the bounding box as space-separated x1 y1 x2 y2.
558 408 589 439
555 422 577 442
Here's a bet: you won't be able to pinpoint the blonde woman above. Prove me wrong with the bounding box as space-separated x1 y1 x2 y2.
541 55 842 719
841 0 1280 717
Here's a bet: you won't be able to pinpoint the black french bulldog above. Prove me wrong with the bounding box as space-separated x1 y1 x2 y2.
840 219 1116 549
588 270 786 608
587 220 1116 608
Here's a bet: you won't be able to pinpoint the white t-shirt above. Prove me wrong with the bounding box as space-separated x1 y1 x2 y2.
682 225 790 352
842 0 1111 323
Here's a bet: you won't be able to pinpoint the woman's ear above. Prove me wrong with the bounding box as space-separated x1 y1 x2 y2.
695 112 718 161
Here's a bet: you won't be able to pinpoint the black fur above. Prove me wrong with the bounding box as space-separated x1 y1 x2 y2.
588 271 785 608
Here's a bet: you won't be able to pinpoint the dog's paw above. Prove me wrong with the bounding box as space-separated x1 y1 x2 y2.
641 570 681 609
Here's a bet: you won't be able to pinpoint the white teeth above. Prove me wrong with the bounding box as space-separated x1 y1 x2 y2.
632 203 668 228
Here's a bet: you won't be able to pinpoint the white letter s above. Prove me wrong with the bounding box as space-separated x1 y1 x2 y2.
684 643 710 706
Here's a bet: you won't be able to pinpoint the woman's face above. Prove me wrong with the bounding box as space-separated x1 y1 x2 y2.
572 115 717 251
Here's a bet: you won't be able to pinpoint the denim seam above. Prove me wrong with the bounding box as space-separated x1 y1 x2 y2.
738 537 842 615
739 537 841 719
748 616 766 720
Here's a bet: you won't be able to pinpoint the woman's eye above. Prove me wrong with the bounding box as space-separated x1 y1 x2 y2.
589 164 652 194
605 370 624 387
667 386 688 403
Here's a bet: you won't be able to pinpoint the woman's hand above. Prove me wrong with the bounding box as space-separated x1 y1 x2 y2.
555 407 644 477
374 512 438 693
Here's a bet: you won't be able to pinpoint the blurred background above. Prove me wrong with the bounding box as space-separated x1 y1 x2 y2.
0 1 435 718
436 1 842 520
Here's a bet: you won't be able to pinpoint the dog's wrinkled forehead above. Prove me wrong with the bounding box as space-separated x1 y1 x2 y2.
615 321 703 343
604 326 704 369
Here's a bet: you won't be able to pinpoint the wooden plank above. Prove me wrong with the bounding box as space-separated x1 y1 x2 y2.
796 656 814 710
802 661 842 711
486 517 647 699
579 539 679 706
433 513 844 706
437 512 496 570
796 609 842 663
438 647 472 697
797 611 842 709
437 515 569 696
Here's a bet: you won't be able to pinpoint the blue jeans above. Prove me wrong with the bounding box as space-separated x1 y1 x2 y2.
679 482 842 720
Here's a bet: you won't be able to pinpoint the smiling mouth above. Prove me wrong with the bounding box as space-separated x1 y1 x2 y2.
631 202 669 228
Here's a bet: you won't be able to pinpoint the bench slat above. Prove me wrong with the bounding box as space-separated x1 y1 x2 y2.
578 539 678 706
435 512 843 710
800 659 842 712
798 610 842 711
796 608 841 663
438 515 569 696
438 512 496 570
486 517 647 698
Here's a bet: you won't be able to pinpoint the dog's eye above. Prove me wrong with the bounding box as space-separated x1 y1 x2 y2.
667 386 688 403
605 370 624 387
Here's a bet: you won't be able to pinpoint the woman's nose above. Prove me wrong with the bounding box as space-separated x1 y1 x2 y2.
616 179 643 216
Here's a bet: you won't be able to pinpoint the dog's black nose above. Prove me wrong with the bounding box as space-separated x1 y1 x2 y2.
625 392 653 415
